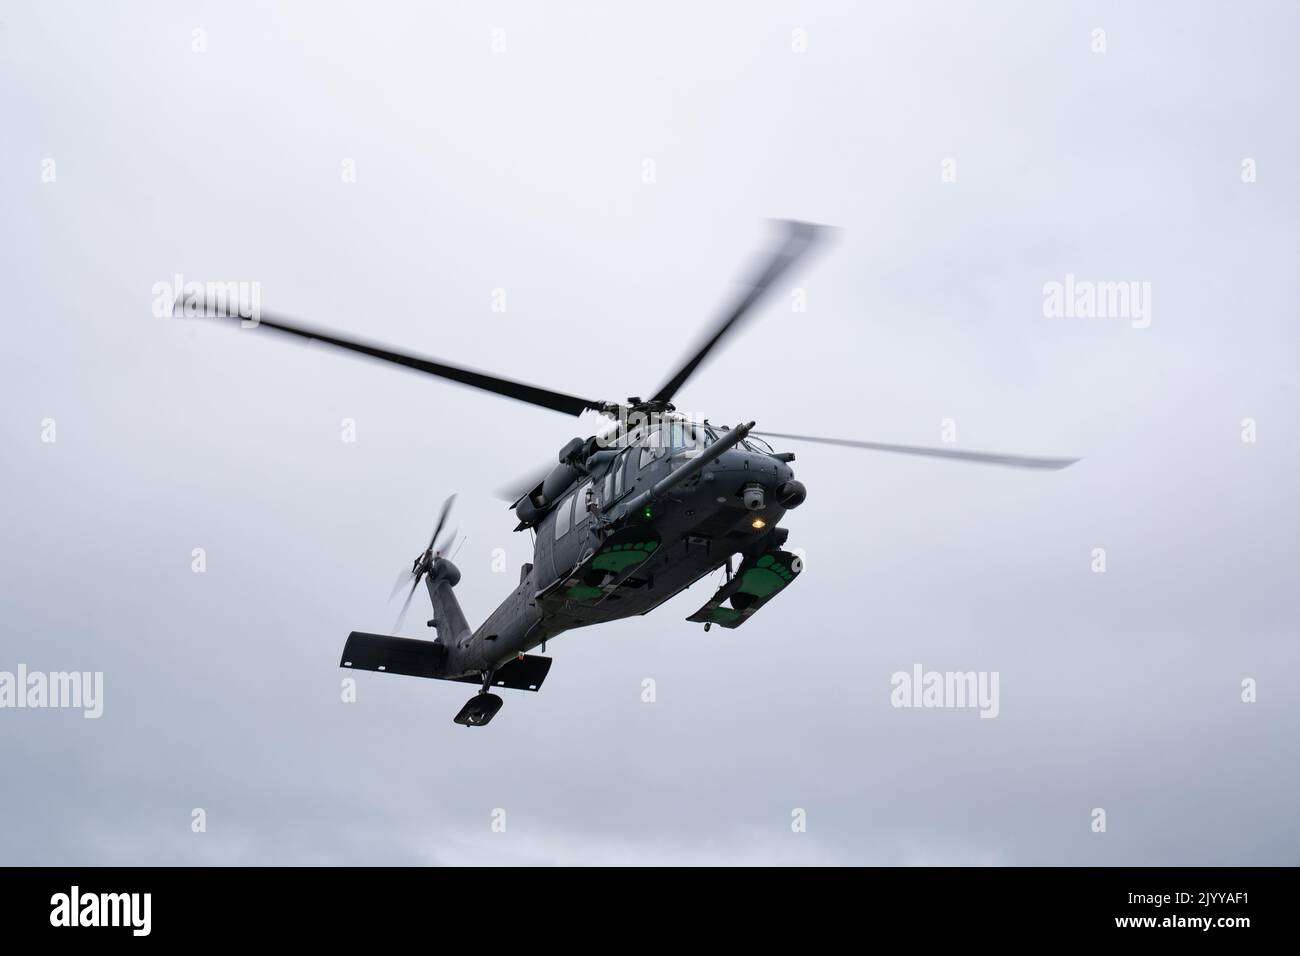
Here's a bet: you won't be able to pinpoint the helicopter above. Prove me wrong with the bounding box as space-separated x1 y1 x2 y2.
190 220 1078 726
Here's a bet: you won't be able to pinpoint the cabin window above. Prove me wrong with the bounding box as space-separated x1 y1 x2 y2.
554 491 572 538
572 481 592 526
613 451 625 497
603 470 614 503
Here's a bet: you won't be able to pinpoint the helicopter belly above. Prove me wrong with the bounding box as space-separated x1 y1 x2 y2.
536 525 665 627
535 520 761 633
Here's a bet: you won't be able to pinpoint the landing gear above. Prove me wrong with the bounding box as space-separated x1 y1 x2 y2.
454 669 503 727
454 693 502 726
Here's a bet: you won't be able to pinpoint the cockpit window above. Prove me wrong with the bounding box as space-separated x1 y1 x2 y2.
638 426 666 468
669 422 704 450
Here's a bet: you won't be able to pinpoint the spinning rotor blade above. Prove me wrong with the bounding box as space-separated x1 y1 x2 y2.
433 527 459 558
388 494 458 631
191 307 600 417
650 219 829 405
388 568 414 602
393 576 421 632
495 463 550 503
751 430 1080 470
425 494 457 555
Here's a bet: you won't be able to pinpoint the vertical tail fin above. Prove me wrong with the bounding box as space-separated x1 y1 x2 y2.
425 557 472 648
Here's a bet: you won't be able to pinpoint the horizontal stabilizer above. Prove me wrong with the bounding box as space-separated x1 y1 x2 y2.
341 631 447 678
340 631 551 691
453 655 552 692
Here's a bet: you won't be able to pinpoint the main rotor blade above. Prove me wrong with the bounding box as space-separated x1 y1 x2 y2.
495 463 550 503
751 430 1080 470
191 307 601 417
649 219 829 405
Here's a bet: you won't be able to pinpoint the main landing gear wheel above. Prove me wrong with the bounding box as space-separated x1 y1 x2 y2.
455 669 502 726
454 692 503 726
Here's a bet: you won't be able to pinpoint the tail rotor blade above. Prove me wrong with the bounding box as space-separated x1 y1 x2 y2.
388 568 413 603
389 493 458 630
433 526 459 558
426 494 457 554
393 573 423 632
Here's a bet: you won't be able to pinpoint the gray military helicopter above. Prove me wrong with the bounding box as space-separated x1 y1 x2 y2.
199 220 1077 725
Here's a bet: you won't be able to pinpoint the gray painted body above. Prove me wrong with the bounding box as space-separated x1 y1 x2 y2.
430 425 795 679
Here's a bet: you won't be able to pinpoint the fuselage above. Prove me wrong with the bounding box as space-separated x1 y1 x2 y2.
450 425 796 675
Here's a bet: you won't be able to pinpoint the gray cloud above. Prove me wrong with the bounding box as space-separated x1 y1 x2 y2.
2 0 1297 865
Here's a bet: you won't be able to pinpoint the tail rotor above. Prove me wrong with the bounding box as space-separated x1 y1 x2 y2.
390 493 457 631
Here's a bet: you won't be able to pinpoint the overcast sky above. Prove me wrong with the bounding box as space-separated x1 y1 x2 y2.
2 0 1297 865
